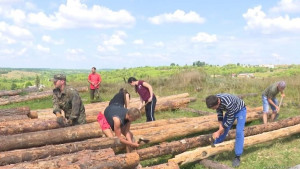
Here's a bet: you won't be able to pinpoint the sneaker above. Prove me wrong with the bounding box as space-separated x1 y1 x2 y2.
232 156 240 167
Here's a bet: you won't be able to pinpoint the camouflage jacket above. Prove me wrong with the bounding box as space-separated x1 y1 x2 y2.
52 86 85 120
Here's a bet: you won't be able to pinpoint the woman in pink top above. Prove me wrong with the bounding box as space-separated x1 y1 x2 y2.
128 77 156 122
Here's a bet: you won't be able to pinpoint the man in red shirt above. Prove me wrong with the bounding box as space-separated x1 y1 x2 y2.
88 67 102 102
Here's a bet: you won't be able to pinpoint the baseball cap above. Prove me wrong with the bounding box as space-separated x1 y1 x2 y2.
52 74 66 81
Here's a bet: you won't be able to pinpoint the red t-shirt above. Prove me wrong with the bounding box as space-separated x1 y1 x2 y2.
88 73 101 89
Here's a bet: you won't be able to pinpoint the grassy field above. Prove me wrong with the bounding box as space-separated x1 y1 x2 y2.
0 65 300 168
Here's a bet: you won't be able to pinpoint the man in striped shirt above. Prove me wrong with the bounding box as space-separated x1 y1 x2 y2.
206 93 247 167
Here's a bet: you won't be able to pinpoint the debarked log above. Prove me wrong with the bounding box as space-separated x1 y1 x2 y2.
169 123 300 165
141 162 179 169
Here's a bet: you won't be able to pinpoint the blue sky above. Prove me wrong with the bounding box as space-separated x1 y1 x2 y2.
0 0 299 69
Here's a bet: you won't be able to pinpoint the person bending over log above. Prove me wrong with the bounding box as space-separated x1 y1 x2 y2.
206 94 247 167
262 81 286 124
128 77 156 122
97 89 140 152
52 74 86 126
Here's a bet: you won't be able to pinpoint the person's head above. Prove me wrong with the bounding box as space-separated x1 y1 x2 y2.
119 88 130 98
277 81 286 91
127 77 138 86
52 74 66 88
127 108 141 121
206 95 220 110
91 67 96 73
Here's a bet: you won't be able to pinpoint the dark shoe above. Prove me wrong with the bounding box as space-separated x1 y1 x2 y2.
274 113 279 121
232 156 240 167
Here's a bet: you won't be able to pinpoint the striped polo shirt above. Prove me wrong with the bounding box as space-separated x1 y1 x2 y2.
216 94 246 128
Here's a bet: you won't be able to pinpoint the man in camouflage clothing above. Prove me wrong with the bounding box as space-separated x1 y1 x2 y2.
52 74 86 126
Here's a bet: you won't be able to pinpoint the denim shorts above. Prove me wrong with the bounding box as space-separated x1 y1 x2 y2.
262 95 278 113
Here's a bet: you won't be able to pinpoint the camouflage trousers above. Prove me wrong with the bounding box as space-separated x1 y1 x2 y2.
90 88 100 100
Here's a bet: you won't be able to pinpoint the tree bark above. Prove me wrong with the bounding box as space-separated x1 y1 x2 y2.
0 115 29 123
141 162 179 169
0 87 88 106
0 137 120 166
0 107 30 116
3 148 116 169
199 159 233 169
169 123 300 165
0 122 102 152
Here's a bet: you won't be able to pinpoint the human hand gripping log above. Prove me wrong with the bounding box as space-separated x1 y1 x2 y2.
274 96 284 121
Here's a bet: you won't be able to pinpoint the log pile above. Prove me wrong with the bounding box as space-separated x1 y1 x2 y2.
0 86 88 106
1 99 297 169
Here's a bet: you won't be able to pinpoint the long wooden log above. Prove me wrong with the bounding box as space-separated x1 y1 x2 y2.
3 148 116 169
0 86 88 106
142 162 180 169
60 152 140 169
199 159 233 169
0 107 30 116
0 89 23 97
0 115 29 123
137 113 300 160
0 137 120 166
169 123 300 165
0 122 101 152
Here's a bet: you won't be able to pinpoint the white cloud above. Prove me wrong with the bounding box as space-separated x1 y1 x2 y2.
27 0 135 29
243 6 300 33
36 44 50 53
154 41 165 47
149 10 205 24
191 32 217 43
103 31 127 46
270 0 300 13
272 53 284 60
66 48 86 61
6 9 26 24
0 48 27 58
0 22 32 38
42 35 64 45
133 39 144 45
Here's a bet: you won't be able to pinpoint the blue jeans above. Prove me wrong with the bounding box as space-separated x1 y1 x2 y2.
262 95 278 113
214 107 247 156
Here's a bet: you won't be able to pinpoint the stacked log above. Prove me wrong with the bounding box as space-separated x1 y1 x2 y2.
2 149 116 169
169 123 300 165
0 137 120 166
0 107 37 122
0 110 262 164
0 89 23 97
0 86 88 106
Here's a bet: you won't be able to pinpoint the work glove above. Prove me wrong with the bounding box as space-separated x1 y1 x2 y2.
66 119 74 126
56 116 66 126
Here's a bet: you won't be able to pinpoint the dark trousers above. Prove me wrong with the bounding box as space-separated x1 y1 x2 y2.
90 88 99 100
145 95 156 122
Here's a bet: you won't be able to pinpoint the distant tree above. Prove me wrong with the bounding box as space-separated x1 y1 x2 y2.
237 63 240 66
193 61 206 67
25 81 33 88
11 83 17 90
170 63 176 66
35 75 40 88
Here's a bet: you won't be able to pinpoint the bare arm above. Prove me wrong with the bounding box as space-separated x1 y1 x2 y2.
113 117 138 147
125 93 130 108
142 82 153 102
